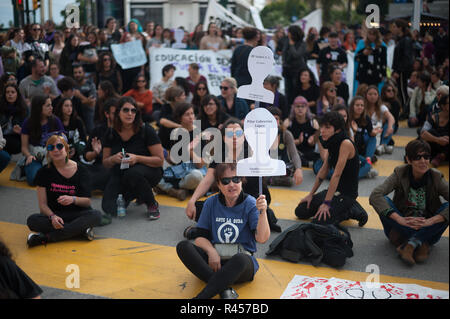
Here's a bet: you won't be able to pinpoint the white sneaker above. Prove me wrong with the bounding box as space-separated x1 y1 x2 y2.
385 145 394 154
367 168 379 179
375 145 385 155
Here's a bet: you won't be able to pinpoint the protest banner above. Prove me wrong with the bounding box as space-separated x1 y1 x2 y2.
149 47 283 96
281 275 449 299
111 40 147 70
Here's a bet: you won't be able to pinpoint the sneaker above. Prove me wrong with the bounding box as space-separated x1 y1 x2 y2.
349 201 368 227
371 155 378 164
366 168 379 179
220 287 239 299
375 145 385 156
27 233 47 248
365 157 373 166
84 228 95 241
385 145 394 154
147 202 160 220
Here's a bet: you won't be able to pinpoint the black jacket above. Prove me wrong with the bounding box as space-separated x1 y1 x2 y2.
392 35 414 74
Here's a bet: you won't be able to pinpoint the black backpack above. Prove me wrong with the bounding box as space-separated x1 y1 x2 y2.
266 222 353 268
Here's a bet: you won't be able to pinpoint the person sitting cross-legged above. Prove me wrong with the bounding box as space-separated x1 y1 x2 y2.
369 139 448 265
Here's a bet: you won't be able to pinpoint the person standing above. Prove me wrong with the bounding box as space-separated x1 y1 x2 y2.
279 25 308 106
230 27 259 88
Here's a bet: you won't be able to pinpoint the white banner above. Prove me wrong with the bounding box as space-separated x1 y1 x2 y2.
294 9 323 33
281 275 449 299
111 40 147 70
149 48 283 96
203 0 253 32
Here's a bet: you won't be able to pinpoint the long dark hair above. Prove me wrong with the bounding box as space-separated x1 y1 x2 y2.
192 80 209 109
54 97 79 127
198 95 224 126
96 80 120 122
0 84 28 120
27 95 55 144
113 96 143 133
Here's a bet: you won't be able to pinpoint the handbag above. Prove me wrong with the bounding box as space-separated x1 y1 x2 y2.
214 243 251 260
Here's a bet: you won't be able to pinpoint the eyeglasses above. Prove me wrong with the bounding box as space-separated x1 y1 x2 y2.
225 130 244 138
220 176 242 185
411 153 431 161
47 143 65 152
220 86 230 91
103 58 111 61
121 107 137 114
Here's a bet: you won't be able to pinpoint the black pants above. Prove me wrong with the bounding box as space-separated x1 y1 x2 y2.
102 164 163 216
176 240 254 299
4 134 22 155
83 163 110 191
27 209 102 242
295 189 355 225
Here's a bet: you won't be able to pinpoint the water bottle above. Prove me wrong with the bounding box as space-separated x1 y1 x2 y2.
116 194 126 219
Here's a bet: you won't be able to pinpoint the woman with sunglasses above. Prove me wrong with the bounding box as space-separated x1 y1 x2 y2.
94 52 123 94
369 139 449 265
177 162 270 299
26 134 102 248
102 96 164 220
316 81 344 117
20 95 64 186
123 74 153 122
191 81 209 114
218 78 249 121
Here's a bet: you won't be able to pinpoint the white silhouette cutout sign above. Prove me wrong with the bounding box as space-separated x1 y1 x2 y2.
237 108 286 176
237 46 275 103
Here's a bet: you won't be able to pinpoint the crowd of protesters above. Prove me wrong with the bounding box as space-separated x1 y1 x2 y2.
0 16 448 299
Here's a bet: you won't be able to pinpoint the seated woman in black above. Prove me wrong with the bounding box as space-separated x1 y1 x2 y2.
420 94 449 167
294 68 320 114
102 96 164 220
54 97 87 161
295 111 368 226
177 162 270 299
158 86 186 150
285 96 320 166
267 107 304 187
198 94 229 131
26 134 102 247
0 84 28 155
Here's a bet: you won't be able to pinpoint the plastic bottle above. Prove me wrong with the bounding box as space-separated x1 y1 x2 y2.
117 194 126 218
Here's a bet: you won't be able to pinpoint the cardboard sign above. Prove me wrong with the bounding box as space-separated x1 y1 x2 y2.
111 40 147 70
237 108 286 177
237 46 275 104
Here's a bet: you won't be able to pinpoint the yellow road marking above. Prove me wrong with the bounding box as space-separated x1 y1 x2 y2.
1 222 447 299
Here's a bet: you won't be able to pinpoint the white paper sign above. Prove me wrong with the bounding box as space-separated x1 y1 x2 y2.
281 275 449 299
172 29 187 49
237 108 286 177
237 46 275 104
111 40 147 70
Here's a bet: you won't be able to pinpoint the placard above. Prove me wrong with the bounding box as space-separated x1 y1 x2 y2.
111 40 147 70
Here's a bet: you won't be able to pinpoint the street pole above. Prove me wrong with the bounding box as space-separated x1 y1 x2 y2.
40 0 45 24
48 0 52 21
412 0 421 31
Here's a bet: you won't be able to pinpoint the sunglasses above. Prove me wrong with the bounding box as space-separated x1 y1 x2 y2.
121 107 137 114
47 143 65 152
197 87 207 91
220 86 230 91
411 153 431 161
103 58 111 61
225 130 244 138
328 88 337 92
33 28 41 31
220 176 242 185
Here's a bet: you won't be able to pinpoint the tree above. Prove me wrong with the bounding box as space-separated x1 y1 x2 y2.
260 0 308 29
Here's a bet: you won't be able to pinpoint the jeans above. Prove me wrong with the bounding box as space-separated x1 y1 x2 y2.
364 133 377 159
24 160 43 186
0 150 11 174
379 196 449 246
380 122 393 146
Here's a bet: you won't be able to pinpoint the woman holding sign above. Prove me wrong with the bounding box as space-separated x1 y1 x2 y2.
177 162 270 299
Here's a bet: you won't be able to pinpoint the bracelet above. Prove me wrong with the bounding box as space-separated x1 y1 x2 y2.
72 196 76 204
323 200 332 208
48 213 56 220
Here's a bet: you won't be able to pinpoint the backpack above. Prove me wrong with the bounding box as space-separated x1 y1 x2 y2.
266 222 353 268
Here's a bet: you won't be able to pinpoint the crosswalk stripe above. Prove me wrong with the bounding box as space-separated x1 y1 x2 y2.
1 221 447 299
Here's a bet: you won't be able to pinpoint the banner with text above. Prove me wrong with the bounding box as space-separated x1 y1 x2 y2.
149 48 283 96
